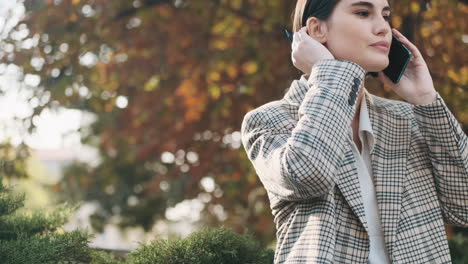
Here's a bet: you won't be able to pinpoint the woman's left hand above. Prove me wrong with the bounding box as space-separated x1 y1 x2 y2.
377 28 437 105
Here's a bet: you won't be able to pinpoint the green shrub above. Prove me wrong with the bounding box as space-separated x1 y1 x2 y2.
0 178 93 264
126 227 274 264
90 249 123 264
449 233 468 264
0 177 274 263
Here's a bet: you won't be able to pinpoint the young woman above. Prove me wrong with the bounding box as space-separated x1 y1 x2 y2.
241 0 468 263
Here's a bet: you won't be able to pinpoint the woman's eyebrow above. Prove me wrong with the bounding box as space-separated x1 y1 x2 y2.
350 1 392 12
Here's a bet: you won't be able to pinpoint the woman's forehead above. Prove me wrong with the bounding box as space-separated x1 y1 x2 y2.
339 0 391 10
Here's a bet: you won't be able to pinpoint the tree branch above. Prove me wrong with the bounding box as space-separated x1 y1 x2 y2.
113 0 172 21
210 0 264 24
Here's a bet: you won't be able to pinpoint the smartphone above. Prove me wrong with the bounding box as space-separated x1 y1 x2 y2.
380 34 412 83
284 29 412 83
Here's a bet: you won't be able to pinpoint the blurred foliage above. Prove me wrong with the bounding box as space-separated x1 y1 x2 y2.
0 177 93 263
0 0 466 251
0 141 30 179
1 176 273 263
449 232 468 264
89 249 124 264
125 227 274 264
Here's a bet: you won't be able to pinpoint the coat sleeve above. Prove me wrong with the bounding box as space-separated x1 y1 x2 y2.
412 93 468 227
240 59 365 201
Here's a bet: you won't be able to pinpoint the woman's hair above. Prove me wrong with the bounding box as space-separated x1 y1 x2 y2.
292 0 341 32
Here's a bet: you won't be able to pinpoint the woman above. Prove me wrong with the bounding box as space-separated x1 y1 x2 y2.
241 0 468 263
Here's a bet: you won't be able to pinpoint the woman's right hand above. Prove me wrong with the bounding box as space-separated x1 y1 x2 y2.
291 26 334 75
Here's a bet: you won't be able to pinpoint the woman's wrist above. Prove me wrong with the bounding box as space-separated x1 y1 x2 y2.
408 91 437 105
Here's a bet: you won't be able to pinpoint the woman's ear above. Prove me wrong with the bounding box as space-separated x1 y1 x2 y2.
306 17 328 44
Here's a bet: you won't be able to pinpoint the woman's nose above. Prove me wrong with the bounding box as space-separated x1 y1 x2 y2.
374 16 390 36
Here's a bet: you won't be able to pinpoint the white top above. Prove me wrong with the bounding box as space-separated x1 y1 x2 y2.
347 92 391 264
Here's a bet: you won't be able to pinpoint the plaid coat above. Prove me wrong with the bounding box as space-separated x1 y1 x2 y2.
241 59 468 263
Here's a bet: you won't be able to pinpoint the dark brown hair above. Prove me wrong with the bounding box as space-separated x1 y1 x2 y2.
292 0 341 32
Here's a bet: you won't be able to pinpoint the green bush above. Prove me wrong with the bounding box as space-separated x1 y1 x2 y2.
90 249 123 264
0 177 274 263
126 227 274 264
449 232 468 264
3 175 468 263
0 178 93 264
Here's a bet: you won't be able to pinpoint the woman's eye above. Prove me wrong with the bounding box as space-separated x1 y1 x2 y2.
356 11 391 22
356 11 369 17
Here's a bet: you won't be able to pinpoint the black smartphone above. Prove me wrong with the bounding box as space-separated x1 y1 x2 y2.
381 34 412 83
284 29 412 83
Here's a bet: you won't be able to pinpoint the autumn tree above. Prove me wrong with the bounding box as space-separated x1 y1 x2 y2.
1 0 467 247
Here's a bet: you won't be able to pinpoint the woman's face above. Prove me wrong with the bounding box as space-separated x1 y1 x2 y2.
322 0 392 72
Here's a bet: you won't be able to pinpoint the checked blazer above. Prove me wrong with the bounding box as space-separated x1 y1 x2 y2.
241 59 468 263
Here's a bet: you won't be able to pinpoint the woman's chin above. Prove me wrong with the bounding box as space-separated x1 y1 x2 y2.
365 61 389 73
335 55 389 72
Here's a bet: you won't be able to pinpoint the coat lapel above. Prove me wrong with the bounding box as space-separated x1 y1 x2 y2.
336 147 369 233
366 91 411 258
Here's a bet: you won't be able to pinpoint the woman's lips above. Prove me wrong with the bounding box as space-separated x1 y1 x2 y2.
371 45 389 52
